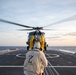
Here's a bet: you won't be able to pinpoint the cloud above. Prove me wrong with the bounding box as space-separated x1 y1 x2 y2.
44 14 76 27
64 32 76 36
46 36 63 40
0 0 76 46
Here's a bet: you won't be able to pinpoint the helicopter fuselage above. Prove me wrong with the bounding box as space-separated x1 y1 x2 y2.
26 31 47 51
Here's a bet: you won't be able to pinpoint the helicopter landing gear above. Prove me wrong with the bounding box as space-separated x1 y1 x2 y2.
44 46 46 51
27 46 29 50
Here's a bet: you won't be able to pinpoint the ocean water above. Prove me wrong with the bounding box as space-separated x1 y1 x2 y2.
0 46 26 50
47 46 76 53
0 46 27 55
0 46 76 55
48 46 76 50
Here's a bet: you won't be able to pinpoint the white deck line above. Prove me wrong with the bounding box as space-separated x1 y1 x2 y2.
46 53 60 75
0 66 76 68
48 66 76 68
48 61 60 75
0 66 23 67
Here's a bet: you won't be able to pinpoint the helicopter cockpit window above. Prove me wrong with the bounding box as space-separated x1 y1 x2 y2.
28 34 33 40
35 35 40 40
27 31 45 43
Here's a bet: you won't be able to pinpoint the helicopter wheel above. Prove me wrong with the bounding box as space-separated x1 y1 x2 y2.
44 46 46 51
27 46 29 50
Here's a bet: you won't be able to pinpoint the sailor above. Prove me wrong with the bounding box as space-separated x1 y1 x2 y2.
24 42 48 75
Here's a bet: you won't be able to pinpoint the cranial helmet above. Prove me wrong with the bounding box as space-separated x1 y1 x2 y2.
34 42 40 49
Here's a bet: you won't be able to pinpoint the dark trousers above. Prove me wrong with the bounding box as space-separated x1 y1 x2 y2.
39 73 44 75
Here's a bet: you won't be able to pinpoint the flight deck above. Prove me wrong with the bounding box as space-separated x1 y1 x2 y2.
0 49 76 75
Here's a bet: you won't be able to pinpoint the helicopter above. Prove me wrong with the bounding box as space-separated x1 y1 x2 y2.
0 15 76 51
0 19 49 51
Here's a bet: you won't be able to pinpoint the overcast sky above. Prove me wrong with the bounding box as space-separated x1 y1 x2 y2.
0 0 76 46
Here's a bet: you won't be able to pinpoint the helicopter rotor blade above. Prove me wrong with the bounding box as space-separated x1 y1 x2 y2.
0 19 33 28
18 28 58 31
18 29 34 31
43 15 76 28
42 29 57 30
